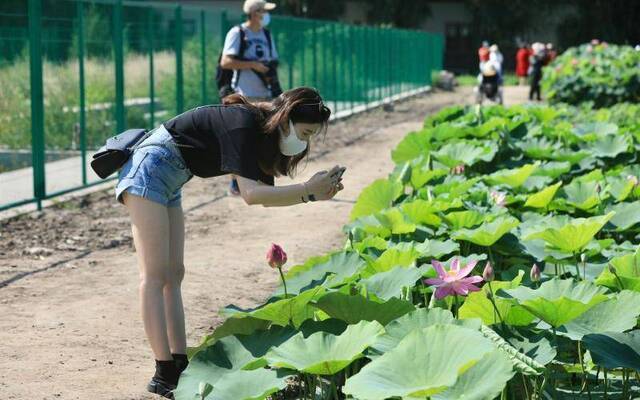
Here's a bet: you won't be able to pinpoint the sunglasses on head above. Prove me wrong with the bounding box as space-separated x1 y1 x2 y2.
296 101 331 118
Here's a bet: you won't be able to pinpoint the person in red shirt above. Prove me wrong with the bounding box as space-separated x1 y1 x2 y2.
516 43 531 86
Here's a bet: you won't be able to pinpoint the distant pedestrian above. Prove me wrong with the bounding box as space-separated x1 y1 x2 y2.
489 44 504 82
529 42 545 101
516 43 531 86
220 0 282 196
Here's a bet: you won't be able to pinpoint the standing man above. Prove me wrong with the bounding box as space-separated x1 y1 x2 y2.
529 43 545 101
220 0 280 195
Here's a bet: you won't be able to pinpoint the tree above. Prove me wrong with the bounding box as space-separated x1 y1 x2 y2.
366 0 431 29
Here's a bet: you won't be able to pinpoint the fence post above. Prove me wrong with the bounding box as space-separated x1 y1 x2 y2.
113 0 125 133
147 9 155 128
348 25 354 112
331 23 337 113
200 10 207 105
312 21 317 86
28 0 45 210
220 10 228 46
77 1 87 185
219 10 227 103
175 5 184 114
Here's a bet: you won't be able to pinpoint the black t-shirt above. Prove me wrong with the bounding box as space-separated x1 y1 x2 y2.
163 105 274 185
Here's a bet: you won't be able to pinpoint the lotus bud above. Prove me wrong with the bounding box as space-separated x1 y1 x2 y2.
530 263 541 282
608 263 617 274
482 262 494 282
580 253 587 264
627 175 639 188
595 182 602 194
266 243 287 269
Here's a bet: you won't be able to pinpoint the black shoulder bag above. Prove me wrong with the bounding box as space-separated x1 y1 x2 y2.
216 25 247 100
90 128 150 179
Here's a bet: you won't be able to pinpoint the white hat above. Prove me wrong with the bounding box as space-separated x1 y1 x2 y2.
243 0 276 14
490 44 499 52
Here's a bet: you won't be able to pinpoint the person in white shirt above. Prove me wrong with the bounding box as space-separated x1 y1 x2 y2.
220 0 279 101
220 0 280 195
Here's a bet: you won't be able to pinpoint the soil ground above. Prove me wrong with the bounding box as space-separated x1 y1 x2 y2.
0 86 530 400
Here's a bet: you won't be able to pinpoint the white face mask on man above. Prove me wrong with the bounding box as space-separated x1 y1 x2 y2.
261 12 271 27
279 120 308 156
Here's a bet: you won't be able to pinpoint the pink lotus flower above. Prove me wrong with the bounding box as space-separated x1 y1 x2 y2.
267 243 287 269
490 190 506 207
571 58 579 66
482 261 495 282
452 164 465 175
425 258 483 299
530 263 541 282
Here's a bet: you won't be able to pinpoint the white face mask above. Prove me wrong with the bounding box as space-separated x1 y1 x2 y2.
261 12 271 27
279 120 308 156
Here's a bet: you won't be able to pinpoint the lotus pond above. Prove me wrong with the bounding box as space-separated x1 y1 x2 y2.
542 42 640 108
176 102 640 399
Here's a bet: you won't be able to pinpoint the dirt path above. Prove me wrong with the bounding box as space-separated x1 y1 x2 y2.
0 87 528 400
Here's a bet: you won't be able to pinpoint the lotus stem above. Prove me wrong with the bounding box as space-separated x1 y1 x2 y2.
577 341 592 398
331 375 339 400
277 266 288 299
487 282 505 327
453 295 460 318
609 263 625 290
487 246 495 268
521 373 530 399
603 369 608 399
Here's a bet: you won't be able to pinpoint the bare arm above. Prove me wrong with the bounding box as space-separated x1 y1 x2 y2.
236 176 309 207
234 166 344 207
220 55 269 73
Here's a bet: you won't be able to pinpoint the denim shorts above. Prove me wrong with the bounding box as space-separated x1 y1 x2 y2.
115 125 192 207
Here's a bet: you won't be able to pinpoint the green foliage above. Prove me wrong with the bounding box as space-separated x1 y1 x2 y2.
542 43 640 107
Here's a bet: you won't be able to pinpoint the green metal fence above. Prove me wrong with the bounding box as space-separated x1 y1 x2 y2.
0 0 443 212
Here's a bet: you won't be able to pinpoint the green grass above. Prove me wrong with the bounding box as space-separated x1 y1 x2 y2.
456 73 519 86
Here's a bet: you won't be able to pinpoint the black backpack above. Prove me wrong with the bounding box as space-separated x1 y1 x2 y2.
216 25 273 100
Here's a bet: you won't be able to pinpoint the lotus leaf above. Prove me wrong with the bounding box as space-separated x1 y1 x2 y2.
583 331 640 371
498 278 609 327
524 182 562 208
265 320 384 375
452 216 520 247
313 292 415 325
485 163 539 188
459 271 536 326
350 179 403 221
524 212 614 253
432 141 497 168
343 325 511 399
558 290 640 340
392 130 431 163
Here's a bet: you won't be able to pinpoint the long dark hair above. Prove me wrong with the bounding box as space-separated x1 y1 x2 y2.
223 87 331 177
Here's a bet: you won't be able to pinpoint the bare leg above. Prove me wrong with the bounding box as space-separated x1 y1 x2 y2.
124 192 172 361
165 206 187 355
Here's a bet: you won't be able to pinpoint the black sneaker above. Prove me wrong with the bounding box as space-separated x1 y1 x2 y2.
147 377 176 399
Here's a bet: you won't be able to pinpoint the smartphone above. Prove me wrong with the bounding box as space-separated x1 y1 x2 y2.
331 167 346 179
